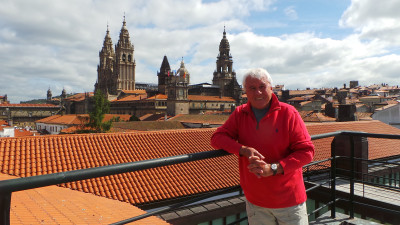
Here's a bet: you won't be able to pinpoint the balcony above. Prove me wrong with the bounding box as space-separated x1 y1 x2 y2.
0 127 399 224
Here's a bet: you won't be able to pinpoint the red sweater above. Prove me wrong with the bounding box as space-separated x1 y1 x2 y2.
211 94 314 208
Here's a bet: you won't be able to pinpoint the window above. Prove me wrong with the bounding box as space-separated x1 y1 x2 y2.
128 55 132 62
122 54 126 62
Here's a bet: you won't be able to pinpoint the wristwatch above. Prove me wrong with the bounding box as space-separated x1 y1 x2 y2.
271 163 278 176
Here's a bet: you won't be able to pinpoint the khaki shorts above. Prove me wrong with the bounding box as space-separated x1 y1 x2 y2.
246 200 308 225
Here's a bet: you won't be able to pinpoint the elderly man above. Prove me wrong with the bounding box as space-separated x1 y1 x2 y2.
211 68 314 225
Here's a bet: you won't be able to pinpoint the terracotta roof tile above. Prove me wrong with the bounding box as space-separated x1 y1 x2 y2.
1 120 399 215
306 120 400 161
64 92 94 102
122 89 147 94
0 129 239 207
14 128 38 137
112 121 185 131
188 95 236 102
168 114 230 125
299 111 336 123
114 94 148 102
36 114 130 125
0 173 170 225
146 94 167 100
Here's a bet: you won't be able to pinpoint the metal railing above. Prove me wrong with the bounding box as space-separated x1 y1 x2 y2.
0 131 400 224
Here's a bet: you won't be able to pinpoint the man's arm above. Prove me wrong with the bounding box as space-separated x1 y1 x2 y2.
279 110 315 174
211 110 265 160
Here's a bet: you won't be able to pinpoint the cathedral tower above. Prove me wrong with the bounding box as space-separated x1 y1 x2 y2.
167 58 190 116
212 27 241 103
95 25 115 96
157 55 171 95
113 16 136 94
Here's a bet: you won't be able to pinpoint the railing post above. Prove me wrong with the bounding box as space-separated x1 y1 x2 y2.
330 139 336 219
0 192 11 225
349 135 355 219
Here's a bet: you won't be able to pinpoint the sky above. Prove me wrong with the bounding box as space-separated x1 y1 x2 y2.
1 0 400 103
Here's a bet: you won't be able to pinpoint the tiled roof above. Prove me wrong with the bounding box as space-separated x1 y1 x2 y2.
0 120 399 214
0 103 59 108
0 120 8 126
188 95 236 102
168 114 230 125
289 90 317 96
140 113 170 121
307 120 400 162
122 89 147 94
0 129 238 206
288 97 306 101
299 111 336 123
0 173 170 225
36 114 131 125
147 94 167 100
112 121 185 131
64 92 94 102
114 94 147 102
14 129 38 137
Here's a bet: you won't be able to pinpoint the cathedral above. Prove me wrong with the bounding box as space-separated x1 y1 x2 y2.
157 27 242 104
66 19 242 116
95 17 136 99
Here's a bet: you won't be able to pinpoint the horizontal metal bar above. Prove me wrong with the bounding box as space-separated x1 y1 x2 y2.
226 216 248 225
340 131 400 139
307 198 340 216
311 131 341 140
111 186 240 225
303 157 335 168
0 150 230 194
338 198 400 215
305 179 333 193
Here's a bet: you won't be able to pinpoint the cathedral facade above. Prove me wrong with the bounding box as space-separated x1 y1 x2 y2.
95 17 136 99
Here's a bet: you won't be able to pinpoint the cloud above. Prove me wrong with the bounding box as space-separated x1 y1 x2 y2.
339 0 400 45
0 0 399 103
284 6 298 20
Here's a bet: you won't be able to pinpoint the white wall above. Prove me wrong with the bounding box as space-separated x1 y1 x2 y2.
372 104 400 127
0 127 14 137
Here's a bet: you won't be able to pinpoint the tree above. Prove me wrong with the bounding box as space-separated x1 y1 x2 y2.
87 90 111 133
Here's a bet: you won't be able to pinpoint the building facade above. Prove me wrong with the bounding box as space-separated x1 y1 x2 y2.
95 17 136 98
211 27 242 103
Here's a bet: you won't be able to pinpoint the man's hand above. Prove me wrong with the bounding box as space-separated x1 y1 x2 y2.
239 146 265 160
247 157 275 178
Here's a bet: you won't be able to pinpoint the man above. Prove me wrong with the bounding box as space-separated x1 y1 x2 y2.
211 68 314 225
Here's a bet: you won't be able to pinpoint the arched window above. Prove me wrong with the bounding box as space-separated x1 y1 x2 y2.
122 54 126 62
128 55 132 62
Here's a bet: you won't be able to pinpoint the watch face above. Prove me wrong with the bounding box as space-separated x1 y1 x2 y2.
271 164 277 170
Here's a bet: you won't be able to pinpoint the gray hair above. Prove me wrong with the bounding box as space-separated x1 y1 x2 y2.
242 68 273 89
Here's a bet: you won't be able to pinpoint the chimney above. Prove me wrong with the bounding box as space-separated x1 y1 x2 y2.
338 104 356 122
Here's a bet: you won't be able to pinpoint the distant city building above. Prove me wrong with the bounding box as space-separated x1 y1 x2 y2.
95 17 136 99
0 104 61 127
0 95 9 104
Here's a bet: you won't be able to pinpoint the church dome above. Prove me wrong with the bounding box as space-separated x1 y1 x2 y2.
176 59 189 77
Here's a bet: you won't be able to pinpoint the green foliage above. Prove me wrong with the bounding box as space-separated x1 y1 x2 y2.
129 114 140 121
88 90 111 133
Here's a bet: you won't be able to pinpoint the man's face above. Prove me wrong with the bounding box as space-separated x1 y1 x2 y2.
245 76 273 109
